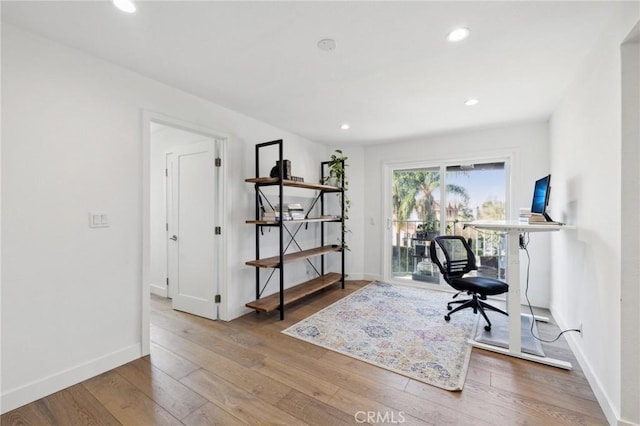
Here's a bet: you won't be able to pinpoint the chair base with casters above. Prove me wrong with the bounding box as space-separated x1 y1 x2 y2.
430 236 510 332
445 292 508 331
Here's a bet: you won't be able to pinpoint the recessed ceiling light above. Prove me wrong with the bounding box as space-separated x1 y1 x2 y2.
318 39 337 52
447 27 470 43
340 123 350 130
464 98 479 106
112 0 136 13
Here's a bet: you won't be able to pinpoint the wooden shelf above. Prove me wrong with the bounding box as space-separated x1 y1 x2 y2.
245 216 341 225
245 177 342 192
245 273 343 313
246 141 345 320
245 245 340 268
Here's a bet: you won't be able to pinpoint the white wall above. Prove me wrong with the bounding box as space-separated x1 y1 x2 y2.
0 5 4 415
362 122 551 307
0 24 332 412
620 25 639 426
549 6 639 425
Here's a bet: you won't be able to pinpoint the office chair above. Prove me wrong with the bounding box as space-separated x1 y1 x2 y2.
429 236 509 331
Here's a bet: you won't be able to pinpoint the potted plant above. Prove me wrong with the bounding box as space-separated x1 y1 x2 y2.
323 149 347 188
425 220 439 240
416 220 439 240
416 223 428 240
323 150 350 250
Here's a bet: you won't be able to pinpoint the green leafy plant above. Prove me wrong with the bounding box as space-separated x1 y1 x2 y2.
416 220 439 239
427 220 439 232
324 150 347 187
323 150 350 250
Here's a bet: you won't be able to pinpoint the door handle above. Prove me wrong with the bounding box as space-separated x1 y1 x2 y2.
169 235 178 241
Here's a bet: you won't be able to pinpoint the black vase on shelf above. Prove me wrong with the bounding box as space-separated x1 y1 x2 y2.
269 159 291 179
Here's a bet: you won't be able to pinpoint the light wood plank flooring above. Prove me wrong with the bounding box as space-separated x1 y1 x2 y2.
1 280 606 425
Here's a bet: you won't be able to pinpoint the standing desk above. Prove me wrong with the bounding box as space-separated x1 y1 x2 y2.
464 220 572 369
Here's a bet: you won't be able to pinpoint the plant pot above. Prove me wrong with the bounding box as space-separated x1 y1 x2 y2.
324 177 340 187
426 231 439 240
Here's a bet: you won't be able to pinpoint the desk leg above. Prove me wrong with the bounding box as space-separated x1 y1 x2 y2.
467 223 572 370
522 312 550 323
507 231 522 354
469 340 573 369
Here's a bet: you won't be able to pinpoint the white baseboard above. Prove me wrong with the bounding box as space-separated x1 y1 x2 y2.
345 272 365 280
363 273 382 282
550 304 624 425
1 343 141 414
150 283 167 298
226 305 252 321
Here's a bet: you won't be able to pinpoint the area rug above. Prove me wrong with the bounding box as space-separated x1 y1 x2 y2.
473 310 545 356
282 282 476 391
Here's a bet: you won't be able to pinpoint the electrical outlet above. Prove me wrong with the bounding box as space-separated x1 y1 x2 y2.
89 211 109 228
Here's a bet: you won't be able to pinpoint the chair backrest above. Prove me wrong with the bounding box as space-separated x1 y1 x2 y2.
429 236 477 283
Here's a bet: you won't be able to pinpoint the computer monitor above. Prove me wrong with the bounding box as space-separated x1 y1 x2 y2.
530 174 552 222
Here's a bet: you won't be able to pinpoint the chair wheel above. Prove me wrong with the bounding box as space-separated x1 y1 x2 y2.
447 305 452 311
484 325 491 332
444 315 450 321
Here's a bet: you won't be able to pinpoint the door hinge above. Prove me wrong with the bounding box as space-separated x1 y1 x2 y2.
215 294 221 303
166 223 169 231
215 226 221 235
165 168 168 176
215 158 222 167
166 277 169 287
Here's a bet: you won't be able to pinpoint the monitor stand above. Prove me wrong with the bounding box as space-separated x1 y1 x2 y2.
529 213 563 225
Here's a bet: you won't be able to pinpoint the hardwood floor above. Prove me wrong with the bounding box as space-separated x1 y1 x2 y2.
2 280 607 425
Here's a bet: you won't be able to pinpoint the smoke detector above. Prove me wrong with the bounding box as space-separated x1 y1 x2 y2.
318 39 337 52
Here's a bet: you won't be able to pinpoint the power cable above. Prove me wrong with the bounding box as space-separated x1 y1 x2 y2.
519 232 581 343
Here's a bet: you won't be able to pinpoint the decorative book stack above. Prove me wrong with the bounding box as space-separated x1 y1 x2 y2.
262 210 290 221
287 203 306 220
263 203 306 221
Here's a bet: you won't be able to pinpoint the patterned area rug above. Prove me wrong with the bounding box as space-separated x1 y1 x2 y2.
282 282 476 391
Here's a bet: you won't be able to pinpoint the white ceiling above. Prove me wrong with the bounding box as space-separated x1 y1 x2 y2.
1 1 625 145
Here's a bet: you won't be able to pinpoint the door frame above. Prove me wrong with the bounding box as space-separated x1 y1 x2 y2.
141 110 228 356
382 152 513 288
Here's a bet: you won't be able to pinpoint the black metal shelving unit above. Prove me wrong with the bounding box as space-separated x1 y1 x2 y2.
244 139 345 320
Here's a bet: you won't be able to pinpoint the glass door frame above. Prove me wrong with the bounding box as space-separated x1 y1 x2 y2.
382 153 513 289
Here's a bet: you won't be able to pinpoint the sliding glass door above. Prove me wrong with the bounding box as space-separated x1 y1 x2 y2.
446 163 507 280
389 160 507 287
391 166 442 285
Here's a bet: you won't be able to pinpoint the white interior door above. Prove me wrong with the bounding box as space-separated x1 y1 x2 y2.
167 141 218 319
